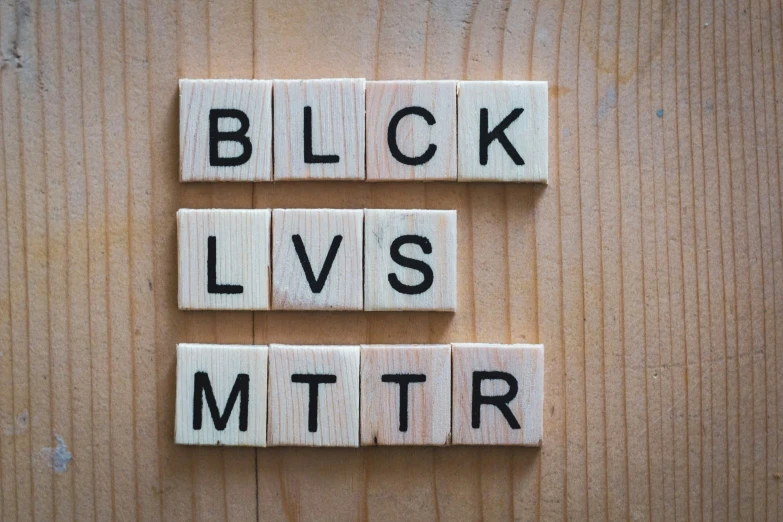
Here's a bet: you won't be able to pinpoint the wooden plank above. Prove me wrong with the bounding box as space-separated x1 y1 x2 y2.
8 0 56 518
271 208 363 310
0 1 33 518
595 0 628 517
617 0 651 518
185 1 260 518
360 344 451 446
2 0 782 520
698 3 727 520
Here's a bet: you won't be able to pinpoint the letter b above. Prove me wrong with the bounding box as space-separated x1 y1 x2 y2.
209 108 253 167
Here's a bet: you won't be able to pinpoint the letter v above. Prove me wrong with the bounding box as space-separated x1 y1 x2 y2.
291 234 343 293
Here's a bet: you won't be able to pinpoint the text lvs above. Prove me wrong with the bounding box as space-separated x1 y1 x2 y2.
177 208 457 311
175 344 544 447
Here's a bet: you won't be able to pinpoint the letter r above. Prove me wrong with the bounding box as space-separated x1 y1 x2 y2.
471 371 521 430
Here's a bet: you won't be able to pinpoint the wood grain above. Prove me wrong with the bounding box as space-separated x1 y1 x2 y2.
451 343 544 446
273 79 366 181
267 344 361 447
457 81 549 182
364 209 457 311
366 80 458 181
175 343 268 446
179 79 273 182
272 208 364 310
1 0 782 519
178 209 271 310
360 344 452 446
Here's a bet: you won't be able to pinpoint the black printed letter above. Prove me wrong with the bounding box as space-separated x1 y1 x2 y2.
291 234 343 293
381 374 426 432
291 374 337 432
207 236 243 294
387 106 437 166
479 108 525 166
193 372 249 431
303 106 339 164
471 371 521 429
209 109 252 167
387 235 434 295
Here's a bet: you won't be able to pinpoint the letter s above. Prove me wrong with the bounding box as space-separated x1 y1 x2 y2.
387 235 434 295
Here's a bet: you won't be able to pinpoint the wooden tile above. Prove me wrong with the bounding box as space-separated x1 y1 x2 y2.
272 209 363 310
177 209 271 310
179 79 272 182
273 79 365 180
366 81 457 181
364 209 457 311
451 343 544 446
457 81 548 183
360 344 451 446
175 343 268 446
267 344 360 447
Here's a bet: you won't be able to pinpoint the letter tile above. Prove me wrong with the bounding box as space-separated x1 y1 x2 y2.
267 344 360 447
457 81 548 183
179 79 273 182
360 344 451 446
175 343 268 446
451 343 544 446
272 209 363 310
366 81 457 181
274 79 365 180
178 209 271 310
364 209 457 311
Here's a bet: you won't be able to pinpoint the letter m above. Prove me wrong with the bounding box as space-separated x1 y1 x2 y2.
192 372 249 431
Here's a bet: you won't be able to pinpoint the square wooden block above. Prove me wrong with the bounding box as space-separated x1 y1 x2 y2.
457 81 548 183
175 343 268 446
267 344 360 447
272 209 363 310
180 79 272 182
178 209 271 310
360 344 451 446
366 81 457 181
274 79 365 180
364 209 457 311
451 343 544 446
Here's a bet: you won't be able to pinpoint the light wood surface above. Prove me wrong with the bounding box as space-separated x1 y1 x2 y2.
175 343 268 447
178 209 271 310
452 343 544 446
360 344 452 446
272 208 364 310
366 80 458 181
274 79 366 181
364 209 457 311
179 79 273 182
458 81 549 182
1 0 782 519
267 344 361 447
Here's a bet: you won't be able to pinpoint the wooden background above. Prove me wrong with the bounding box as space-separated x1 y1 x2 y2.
1 0 782 520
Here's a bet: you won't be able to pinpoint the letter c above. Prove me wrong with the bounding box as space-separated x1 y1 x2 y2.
387 106 437 166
